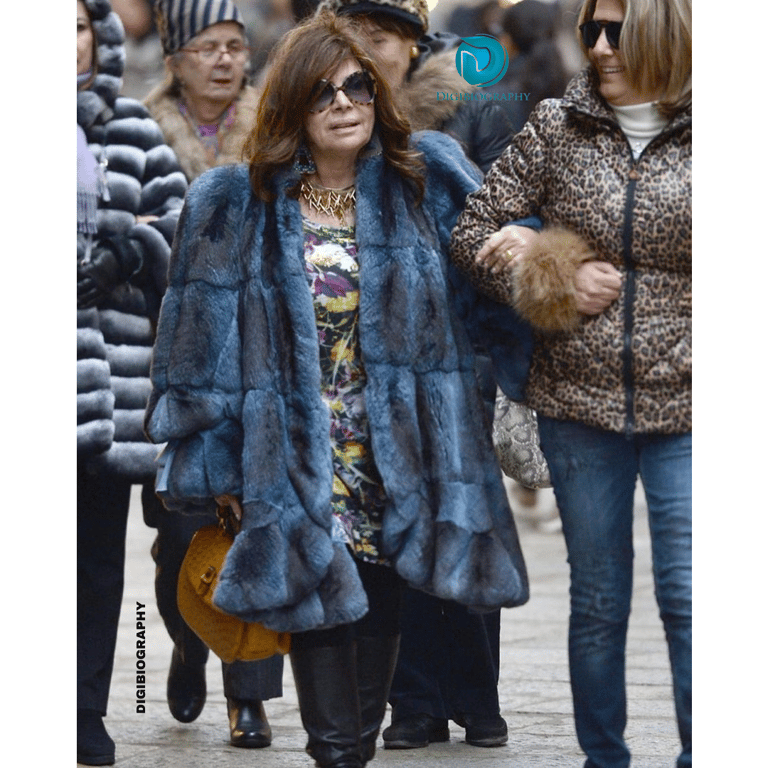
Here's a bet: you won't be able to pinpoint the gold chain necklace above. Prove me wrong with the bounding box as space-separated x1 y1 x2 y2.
300 177 356 224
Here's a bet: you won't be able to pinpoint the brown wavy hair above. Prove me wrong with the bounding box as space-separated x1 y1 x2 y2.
243 10 424 203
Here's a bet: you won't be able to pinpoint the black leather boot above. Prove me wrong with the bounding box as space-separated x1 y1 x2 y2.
167 646 206 723
289 642 363 768
356 635 400 764
227 698 272 748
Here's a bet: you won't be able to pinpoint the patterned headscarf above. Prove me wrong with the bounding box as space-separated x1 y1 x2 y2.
154 0 245 55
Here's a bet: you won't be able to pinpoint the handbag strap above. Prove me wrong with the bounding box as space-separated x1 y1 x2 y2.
216 502 242 538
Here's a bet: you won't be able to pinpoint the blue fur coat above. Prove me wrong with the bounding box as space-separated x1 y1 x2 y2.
145 131 530 632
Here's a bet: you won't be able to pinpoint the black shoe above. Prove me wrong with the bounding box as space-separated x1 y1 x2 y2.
457 713 508 747
77 709 115 765
167 646 206 723
382 713 450 749
228 698 272 748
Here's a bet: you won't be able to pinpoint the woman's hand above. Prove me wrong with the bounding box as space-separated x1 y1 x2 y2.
475 225 538 274
574 261 622 315
214 494 243 522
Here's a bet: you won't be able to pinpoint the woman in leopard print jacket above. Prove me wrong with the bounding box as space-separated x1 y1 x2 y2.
451 1 691 767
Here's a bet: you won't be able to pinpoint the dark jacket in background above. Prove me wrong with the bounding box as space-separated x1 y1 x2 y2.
495 0 568 132
399 32 512 174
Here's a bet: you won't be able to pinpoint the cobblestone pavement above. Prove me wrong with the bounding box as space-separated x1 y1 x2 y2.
94 483 684 767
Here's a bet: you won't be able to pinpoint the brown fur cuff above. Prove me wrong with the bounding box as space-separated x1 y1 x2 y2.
512 226 595 332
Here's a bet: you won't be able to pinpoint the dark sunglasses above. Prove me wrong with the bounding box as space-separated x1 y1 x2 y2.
309 70 377 113
579 19 622 49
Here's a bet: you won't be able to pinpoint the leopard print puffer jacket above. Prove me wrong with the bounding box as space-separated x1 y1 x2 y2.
451 68 691 435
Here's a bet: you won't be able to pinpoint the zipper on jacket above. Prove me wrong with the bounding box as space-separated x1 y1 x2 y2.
571 97 688 436
620 123 663 437
620 134 661 437
621 170 637 438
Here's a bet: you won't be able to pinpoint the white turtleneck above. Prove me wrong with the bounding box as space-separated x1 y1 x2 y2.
611 102 669 160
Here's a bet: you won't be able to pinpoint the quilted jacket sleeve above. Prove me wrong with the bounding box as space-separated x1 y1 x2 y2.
144 167 250 506
114 97 187 318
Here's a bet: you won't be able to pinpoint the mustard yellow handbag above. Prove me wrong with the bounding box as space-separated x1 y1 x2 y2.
177 504 291 664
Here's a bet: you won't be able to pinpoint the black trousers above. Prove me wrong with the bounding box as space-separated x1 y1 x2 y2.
144 486 283 700
77 464 133 713
387 587 502 721
384 355 503 722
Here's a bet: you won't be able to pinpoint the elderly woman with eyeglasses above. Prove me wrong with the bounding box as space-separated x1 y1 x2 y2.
451 1 692 766
145 11 531 768
144 0 258 182
141 0 286 751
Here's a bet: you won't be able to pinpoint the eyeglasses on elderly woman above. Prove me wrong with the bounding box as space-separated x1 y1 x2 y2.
308 69 377 113
180 41 250 62
579 19 622 49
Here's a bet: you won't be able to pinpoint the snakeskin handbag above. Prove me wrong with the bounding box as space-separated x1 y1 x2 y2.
492 390 552 490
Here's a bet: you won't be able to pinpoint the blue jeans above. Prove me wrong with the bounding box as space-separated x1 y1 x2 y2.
538 418 692 768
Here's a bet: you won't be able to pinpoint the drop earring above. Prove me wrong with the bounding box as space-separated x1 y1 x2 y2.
293 142 317 176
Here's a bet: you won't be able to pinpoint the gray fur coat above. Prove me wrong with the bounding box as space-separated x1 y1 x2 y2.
77 0 187 480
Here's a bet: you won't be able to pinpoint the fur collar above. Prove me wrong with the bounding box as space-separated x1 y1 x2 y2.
144 83 260 182
397 50 476 131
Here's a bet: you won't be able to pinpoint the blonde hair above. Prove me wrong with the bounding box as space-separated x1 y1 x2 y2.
578 0 691 117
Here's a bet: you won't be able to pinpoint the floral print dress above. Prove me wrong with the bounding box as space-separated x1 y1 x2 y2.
303 218 389 565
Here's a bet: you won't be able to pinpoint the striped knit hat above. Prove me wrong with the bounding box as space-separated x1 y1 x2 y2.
154 0 245 55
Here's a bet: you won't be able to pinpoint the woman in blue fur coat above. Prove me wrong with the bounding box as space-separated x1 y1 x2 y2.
145 12 528 768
